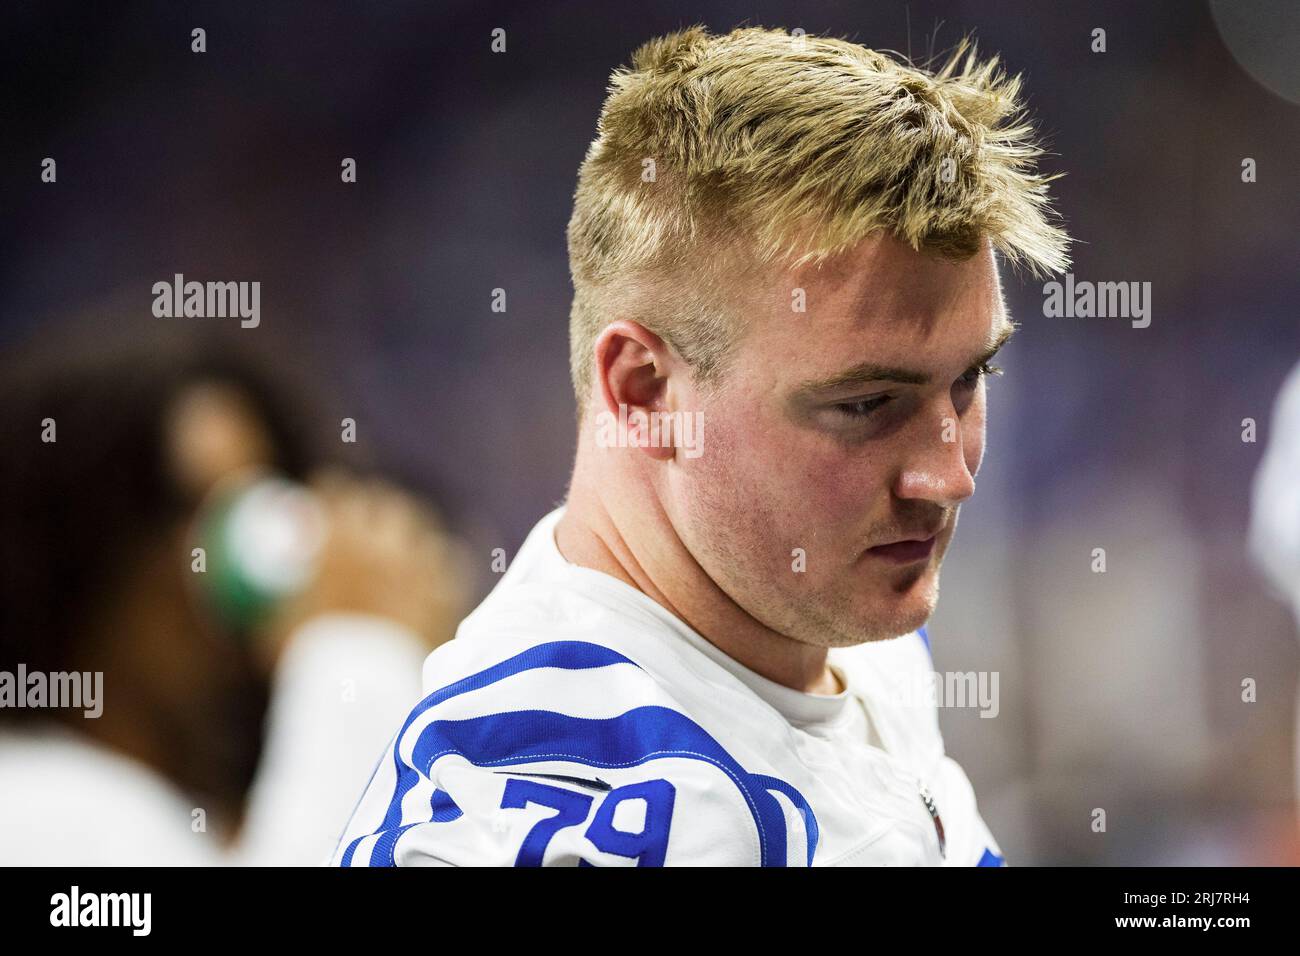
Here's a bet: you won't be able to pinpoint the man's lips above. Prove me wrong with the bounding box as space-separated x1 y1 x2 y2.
865 534 937 564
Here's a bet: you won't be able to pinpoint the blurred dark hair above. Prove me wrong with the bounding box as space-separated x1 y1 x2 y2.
0 319 330 681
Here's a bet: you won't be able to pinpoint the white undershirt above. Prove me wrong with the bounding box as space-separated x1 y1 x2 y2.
662 621 885 749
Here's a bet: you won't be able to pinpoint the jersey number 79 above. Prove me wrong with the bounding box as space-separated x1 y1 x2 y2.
499 777 676 867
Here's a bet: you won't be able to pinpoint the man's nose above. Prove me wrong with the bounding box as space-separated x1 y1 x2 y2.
892 404 977 508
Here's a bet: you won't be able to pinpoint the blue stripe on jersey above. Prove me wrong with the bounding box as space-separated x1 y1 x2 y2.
977 847 1006 866
407 705 817 866
751 774 819 867
370 822 421 866
428 787 463 823
342 640 632 866
917 625 932 658
340 639 818 867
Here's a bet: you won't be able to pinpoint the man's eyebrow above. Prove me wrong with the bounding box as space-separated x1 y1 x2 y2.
797 323 1017 393
965 322 1017 373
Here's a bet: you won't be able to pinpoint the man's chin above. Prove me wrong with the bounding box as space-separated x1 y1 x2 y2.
776 564 941 647
854 569 939 640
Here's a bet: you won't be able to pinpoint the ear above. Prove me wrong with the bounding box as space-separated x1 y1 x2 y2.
591 319 680 461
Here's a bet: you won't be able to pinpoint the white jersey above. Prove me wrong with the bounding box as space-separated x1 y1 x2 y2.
332 507 1006 867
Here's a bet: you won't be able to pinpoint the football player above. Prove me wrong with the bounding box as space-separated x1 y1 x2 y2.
334 24 1069 867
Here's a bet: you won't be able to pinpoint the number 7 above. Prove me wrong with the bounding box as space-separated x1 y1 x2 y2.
500 778 594 867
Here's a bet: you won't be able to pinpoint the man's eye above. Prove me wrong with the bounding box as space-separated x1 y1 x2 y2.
958 362 1001 388
833 395 892 418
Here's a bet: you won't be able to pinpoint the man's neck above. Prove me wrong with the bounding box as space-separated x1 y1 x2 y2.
555 464 842 696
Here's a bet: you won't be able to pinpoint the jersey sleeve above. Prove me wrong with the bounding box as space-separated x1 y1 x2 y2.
330 638 781 867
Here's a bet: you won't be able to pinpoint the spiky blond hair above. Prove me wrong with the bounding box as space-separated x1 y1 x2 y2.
566 25 1070 405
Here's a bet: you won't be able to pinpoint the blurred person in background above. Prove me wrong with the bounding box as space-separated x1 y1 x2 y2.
0 323 470 864
1250 356 1300 816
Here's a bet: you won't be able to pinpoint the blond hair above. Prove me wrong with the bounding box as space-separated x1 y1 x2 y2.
566 25 1070 405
